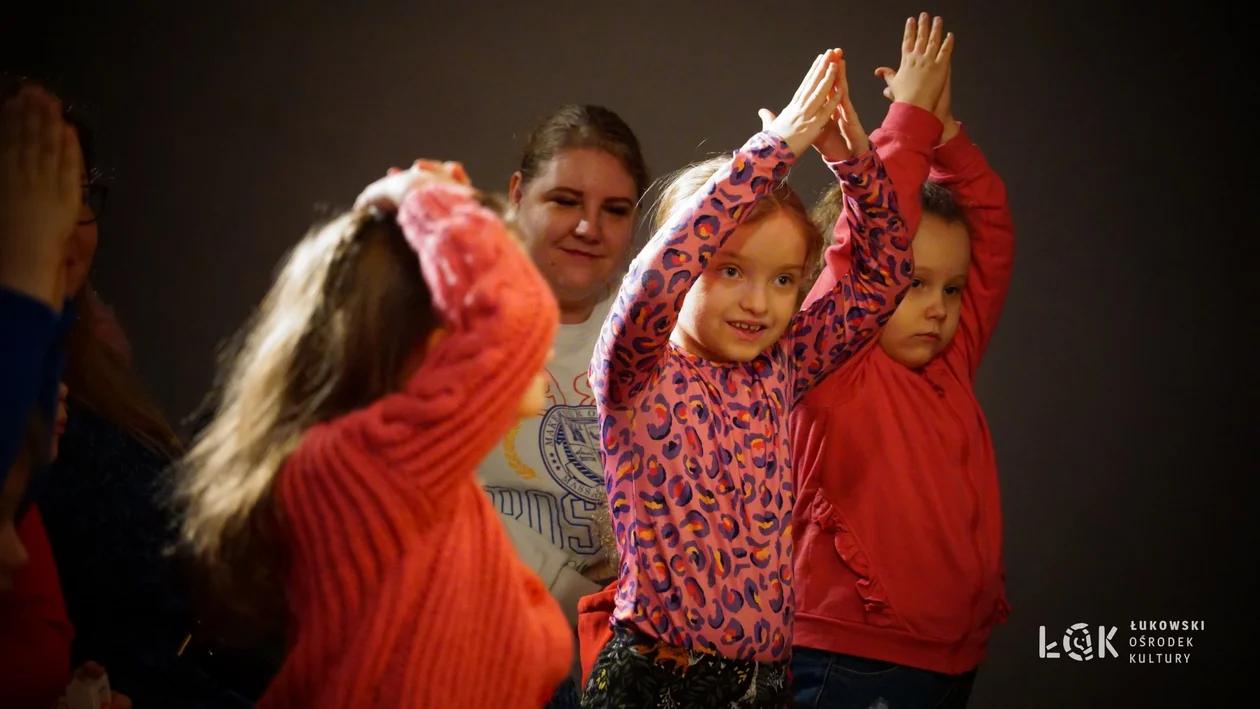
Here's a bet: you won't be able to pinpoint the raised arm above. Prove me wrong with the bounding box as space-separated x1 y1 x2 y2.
804 12 955 311
800 102 941 309
592 50 847 410
785 146 912 402
931 124 1014 379
590 131 792 409
335 171 560 493
0 87 83 484
789 19 954 400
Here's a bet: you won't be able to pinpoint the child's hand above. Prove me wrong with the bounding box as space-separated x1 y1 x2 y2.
759 49 867 162
872 13 954 115
354 159 473 212
760 50 847 158
0 85 83 308
933 66 959 143
830 55 869 159
876 15 959 143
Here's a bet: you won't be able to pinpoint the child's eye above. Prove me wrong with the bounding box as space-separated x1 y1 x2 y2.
720 266 741 278
775 275 795 287
944 285 962 296
910 278 923 288
605 206 631 217
550 197 579 207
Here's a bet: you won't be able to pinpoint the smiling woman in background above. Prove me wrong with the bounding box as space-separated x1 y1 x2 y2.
478 104 648 708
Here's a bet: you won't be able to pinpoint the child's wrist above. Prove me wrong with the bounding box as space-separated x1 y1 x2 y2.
900 92 936 114
830 139 871 163
814 141 849 164
763 112 817 157
770 127 811 158
828 144 876 174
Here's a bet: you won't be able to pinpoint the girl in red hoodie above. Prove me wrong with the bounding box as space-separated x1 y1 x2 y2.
789 14 1015 708
174 161 572 708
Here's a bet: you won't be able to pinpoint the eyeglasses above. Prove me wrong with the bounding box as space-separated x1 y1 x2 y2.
79 184 109 225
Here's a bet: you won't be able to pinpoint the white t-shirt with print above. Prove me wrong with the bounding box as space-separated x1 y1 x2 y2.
480 298 614 627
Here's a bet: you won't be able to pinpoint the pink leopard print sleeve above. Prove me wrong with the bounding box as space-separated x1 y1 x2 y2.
782 148 913 405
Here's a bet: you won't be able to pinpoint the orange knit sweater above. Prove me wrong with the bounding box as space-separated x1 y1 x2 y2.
256 183 572 708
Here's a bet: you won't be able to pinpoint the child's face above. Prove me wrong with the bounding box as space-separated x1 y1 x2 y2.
674 211 807 362
879 214 971 368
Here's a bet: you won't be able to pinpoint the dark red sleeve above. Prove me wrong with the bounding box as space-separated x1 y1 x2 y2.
0 506 74 708
930 125 1016 379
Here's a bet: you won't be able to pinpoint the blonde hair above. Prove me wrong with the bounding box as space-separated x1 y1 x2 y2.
653 156 824 284
173 207 443 630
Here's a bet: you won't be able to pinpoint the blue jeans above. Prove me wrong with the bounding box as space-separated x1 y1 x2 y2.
790 648 977 709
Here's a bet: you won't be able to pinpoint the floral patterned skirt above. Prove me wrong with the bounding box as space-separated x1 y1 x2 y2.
580 624 793 708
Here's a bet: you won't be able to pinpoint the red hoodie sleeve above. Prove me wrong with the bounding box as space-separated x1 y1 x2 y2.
802 102 942 311
0 506 74 709
930 124 1015 380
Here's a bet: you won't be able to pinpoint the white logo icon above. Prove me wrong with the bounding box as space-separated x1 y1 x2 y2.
1039 623 1118 660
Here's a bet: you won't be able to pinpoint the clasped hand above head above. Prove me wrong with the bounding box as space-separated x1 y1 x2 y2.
354 159 473 212
756 13 957 164
0 85 85 311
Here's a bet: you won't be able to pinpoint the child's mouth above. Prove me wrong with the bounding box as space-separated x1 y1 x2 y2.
728 321 766 342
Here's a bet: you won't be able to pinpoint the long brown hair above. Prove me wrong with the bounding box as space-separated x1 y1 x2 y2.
173 208 442 630
63 288 184 457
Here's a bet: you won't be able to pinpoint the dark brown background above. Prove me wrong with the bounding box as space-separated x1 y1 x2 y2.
6 1 1251 705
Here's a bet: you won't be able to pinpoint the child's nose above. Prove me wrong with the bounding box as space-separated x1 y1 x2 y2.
740 284 769 314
